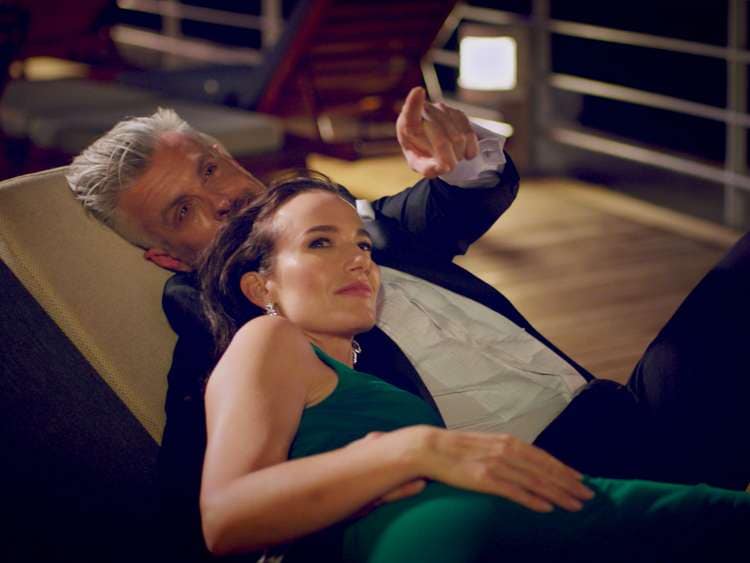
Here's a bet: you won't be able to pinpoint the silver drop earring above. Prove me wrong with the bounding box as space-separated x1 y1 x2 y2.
265 303 279 316
352 340 362 365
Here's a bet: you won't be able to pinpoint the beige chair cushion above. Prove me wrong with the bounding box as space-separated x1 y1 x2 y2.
1 78 285 156
0 167 174 442
0 79 161 138
29 98 285 156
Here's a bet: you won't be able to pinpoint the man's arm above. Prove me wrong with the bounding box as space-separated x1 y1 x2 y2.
158 274 426 559
158 273 217 560
368 87 520 260
370 155 519 260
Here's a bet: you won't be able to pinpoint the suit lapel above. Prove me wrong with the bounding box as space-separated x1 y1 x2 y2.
355 326 445 425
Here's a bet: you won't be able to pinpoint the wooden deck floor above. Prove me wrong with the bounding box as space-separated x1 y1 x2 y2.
307 154 742 383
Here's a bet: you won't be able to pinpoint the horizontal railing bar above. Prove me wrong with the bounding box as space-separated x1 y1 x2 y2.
111 25 263 65
549 19 750 63
117 0 266 31
548 125 750 192
456 4 529 26
549 73 750 127
449 5 750 63
426 48 459 67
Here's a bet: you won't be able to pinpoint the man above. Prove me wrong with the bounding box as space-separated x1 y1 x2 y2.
68 87 750 559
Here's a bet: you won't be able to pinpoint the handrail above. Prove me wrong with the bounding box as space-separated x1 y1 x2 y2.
111 25 263 65
113 0 282 67
456 4 527 27
424 1 750 226
548 73 750 127
548 19 750 63
425 49 459 68
117 0 265 31
548 126 750 190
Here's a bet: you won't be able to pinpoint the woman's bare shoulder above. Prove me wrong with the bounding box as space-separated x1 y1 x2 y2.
238 314 307 344
208 316 316 390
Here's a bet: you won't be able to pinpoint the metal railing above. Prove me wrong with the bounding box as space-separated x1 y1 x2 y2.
424 1 750 228
114 0 283 67
111 1 750 226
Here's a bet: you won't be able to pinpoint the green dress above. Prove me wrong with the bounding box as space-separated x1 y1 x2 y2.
287 347 749 563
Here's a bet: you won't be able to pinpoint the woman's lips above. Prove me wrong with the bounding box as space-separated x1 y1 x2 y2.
335 281 372 297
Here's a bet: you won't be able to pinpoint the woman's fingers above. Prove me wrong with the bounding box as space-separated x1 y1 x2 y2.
494 436 592 496
347 478 427 521
425 429 594 512
378 479 428 503
485 457 587 512
486 479 555 513
485 435 594 508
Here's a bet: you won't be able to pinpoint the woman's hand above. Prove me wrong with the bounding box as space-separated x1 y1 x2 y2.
403 426 595 513
346 432 428 519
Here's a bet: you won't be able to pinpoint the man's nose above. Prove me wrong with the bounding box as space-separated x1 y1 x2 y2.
213 196 233 220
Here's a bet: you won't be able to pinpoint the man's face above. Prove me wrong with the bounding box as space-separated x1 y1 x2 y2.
117 131 265 271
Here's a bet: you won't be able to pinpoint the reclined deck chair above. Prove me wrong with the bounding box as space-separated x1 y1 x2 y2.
0 166 173 561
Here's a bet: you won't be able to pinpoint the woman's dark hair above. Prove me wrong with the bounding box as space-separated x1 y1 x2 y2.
198 170 354 358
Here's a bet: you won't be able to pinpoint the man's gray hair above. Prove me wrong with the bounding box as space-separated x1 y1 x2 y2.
65 107 197 248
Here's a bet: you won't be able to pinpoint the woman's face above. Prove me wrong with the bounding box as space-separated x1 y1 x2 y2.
257 190 380 337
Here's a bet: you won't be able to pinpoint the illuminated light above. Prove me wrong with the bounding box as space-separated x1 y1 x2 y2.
359 96 382 111
458 36 517 91
18 57 89 81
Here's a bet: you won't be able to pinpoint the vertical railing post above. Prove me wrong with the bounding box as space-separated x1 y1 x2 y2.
725 0 748 227
162 0 181 69
530 0 551 174
262 0 283 49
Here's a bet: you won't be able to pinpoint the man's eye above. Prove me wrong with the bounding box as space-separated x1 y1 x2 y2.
308 237 331 248
358 240 373 252
204 163 217 178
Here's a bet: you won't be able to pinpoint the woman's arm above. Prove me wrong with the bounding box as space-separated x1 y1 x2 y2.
200 317 593 556
200 316 426 555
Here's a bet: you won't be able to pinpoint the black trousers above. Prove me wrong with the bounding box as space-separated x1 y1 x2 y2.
534 231 750 491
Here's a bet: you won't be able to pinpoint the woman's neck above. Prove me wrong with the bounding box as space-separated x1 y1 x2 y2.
305 332 355 367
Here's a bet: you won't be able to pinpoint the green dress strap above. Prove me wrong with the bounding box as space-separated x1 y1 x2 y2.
288 345 443 460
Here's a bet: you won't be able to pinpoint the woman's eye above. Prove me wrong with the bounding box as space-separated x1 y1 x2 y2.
308 237 331 248
358 240 373 252
204 163 217 178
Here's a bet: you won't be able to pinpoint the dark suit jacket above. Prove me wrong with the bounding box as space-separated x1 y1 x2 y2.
157 156 642 560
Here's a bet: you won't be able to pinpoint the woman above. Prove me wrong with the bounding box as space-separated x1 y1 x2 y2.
198 177 749 562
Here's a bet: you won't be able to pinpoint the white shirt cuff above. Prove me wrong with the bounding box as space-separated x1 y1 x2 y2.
356 198 376 221
438 121 507 189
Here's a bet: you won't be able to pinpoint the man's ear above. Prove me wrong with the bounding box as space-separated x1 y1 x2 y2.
239 271 273 309
144 248 193 272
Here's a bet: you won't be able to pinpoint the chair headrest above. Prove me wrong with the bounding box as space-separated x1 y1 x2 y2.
0 167 174 442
